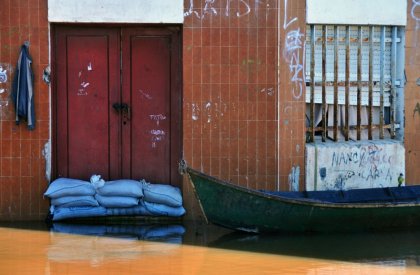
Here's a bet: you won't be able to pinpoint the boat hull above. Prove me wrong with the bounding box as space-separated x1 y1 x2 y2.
187 168 420 233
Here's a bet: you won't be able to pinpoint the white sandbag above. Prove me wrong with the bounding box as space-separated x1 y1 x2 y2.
90 174 105 189
96 180 143 197
142 180 183 207
52 206 107 221
143 201 186 217
51 196 99 207
95 194 139 208
44 178 95 199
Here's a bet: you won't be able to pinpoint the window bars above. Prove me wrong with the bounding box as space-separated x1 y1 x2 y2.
305 25 401 143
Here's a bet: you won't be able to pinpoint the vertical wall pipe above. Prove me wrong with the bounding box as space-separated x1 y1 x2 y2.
390 26 397 139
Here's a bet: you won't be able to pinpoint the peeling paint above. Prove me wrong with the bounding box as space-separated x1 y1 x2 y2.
42 141 51 182
0 63 12 120
0 66 8 83
288 166 300 191
192 103 200 121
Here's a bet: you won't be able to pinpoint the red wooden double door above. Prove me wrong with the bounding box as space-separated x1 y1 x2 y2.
53 26 182 186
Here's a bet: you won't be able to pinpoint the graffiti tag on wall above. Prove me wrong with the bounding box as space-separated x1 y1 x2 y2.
184 0 265 19
0 63 12 119
282 0 304 100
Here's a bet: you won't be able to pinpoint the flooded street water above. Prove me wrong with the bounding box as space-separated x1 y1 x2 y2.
1 222 420 274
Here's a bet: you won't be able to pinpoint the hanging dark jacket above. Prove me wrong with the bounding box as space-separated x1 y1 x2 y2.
12 44 35 130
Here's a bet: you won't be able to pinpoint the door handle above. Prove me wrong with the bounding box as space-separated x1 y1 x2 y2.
113 103 131 120
121 103 131 120
113 103 123 112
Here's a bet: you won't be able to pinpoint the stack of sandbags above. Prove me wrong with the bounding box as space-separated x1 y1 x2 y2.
141 180 186 217
91 175 153 216
44 178 106 221
93 177 143 208
45 176 186 220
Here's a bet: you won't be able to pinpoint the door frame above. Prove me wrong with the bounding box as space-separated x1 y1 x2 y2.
51 24 183 187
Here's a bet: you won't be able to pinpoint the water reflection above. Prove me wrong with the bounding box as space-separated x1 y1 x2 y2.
207 231 420 266
0 222 420 274
47 222 420 267
51 223 186 243
48 222 187 266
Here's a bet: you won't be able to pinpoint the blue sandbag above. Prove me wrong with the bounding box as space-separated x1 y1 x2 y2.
142 181 183 207
51 195 99 207
144 201 186 217
96 180 143 197
105 202 153 216
52 206 107 221
44 178 95 199
95 194 139 208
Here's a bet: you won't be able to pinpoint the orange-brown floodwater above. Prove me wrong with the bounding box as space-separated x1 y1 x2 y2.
1 222 420 274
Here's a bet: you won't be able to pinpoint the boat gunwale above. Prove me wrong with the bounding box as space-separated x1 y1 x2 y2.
186 167 420 209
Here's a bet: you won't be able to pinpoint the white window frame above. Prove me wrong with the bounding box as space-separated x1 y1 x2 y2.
305 24 405 142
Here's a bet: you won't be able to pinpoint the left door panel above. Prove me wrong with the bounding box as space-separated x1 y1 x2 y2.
54 26 121 180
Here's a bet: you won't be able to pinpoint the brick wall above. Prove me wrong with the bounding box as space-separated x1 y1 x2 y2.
0 0 307 221
0 0 417 221
181 0 306 218
0 0 50 220
405 0 420 184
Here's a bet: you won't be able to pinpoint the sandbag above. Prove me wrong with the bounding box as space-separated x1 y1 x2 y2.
44 178 95 199
52 206 107 221
96 180 143 197
143 201 186 217
95 194 139 208
142 181 183 207
51 196 99 207
105 203 152 216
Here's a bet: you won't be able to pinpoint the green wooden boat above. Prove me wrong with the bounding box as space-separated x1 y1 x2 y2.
185 167 420 233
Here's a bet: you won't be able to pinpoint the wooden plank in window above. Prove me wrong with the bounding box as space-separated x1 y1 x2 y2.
357 26 362 140
334 26 338 141
368 26 374 140
379 26 385 139
345 26 350 141
322 25 327 142
310 24 316 143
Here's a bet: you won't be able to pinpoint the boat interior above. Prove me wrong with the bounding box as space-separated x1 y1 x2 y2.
263 186 420 204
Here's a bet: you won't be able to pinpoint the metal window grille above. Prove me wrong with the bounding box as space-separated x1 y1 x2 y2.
305 25 403 143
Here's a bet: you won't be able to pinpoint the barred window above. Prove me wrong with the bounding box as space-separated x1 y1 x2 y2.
305 25 405 142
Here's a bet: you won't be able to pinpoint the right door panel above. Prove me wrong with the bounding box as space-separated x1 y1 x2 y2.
122 28 179 184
